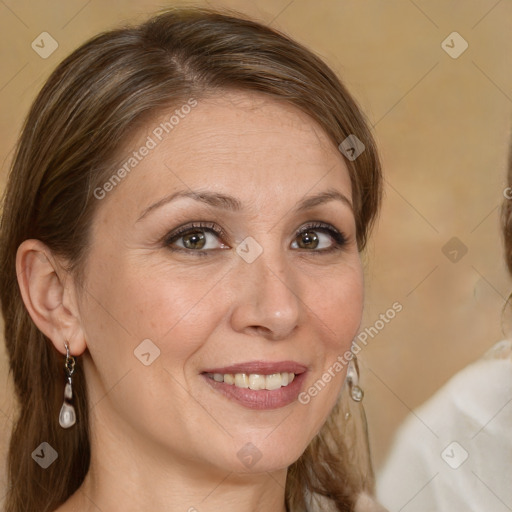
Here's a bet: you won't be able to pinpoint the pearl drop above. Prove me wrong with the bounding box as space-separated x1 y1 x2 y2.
59 382 76 428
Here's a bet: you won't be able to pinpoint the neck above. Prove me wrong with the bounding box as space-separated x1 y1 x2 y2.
65 413 288 512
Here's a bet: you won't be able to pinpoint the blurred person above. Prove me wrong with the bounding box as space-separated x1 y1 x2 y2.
376 143 512 511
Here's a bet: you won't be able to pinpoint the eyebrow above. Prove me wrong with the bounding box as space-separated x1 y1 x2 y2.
136 188 352 223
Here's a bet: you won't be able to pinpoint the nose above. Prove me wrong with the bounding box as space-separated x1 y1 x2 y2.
229 254 301 341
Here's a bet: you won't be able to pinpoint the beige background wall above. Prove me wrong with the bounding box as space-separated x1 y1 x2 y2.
1 0 511 499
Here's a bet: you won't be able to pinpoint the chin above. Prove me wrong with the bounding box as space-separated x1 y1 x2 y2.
225 435 309 475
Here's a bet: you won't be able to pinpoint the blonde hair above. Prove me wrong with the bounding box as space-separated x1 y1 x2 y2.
0 7 382 511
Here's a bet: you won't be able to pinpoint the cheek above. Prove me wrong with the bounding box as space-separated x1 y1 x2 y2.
80 250 227 368
78 254 227 430
307 263 364 347
301 263 363 407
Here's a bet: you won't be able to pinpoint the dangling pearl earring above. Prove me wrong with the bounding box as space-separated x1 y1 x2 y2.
346 356 364 402
59 341 77 428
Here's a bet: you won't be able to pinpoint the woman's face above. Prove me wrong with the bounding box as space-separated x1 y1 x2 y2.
77 91 363 474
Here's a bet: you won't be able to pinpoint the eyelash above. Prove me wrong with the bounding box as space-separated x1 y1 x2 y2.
163 221 348 255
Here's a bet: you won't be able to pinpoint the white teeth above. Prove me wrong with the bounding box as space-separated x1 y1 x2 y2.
235 373 249 388
208 372 296 390
249 374 266 390
223 373 235 385
265 373 282 390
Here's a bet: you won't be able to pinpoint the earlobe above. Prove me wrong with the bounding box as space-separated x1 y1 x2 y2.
15 239 87 356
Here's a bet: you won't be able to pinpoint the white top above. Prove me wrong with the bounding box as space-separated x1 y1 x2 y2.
376 340 512 512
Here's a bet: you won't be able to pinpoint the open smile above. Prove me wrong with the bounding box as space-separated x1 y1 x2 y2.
201 361 307 410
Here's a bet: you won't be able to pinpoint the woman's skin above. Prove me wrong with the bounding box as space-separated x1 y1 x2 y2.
17 91 363 512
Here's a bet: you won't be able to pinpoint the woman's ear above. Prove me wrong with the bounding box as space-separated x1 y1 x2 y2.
15 239 87 356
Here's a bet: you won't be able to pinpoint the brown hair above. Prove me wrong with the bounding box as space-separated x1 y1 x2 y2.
502 142 512 275
0 7 382 512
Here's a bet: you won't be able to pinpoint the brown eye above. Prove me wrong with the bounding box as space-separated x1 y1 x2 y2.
182 230 206 249
290 223 346 252
165 223 229 253
295 230 319 249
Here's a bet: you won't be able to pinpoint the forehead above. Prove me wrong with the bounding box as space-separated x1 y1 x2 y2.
95 91 352 221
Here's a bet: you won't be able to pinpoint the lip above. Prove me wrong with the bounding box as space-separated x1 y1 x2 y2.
202 360 307 375
201 360 308 410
